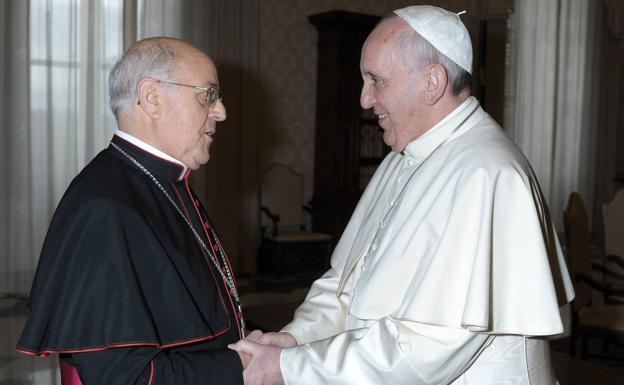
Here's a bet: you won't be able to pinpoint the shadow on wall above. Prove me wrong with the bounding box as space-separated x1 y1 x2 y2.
188 61 283 275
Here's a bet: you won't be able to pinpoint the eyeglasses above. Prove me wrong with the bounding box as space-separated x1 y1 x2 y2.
157 80 222 107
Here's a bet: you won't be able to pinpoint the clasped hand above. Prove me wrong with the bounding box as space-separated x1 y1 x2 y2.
228 330 297 385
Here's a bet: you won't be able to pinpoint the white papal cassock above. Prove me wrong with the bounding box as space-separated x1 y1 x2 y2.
280 97 575 385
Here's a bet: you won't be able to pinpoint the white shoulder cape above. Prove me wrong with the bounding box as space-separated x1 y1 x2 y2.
333 102 574 336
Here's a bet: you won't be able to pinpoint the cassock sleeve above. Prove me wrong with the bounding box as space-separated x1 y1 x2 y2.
281 317 491 385
69 345 243 385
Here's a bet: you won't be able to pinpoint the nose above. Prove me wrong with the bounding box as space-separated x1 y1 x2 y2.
209 99 227 122
360 83 376 109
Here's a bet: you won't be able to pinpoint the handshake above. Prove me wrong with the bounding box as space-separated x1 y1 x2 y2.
228 330 298 385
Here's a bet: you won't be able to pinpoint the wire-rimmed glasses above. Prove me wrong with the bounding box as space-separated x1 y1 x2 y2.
157 80 222 107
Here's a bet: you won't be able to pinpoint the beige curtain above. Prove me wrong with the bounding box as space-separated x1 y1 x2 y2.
505 0 600 232
0 1 32 295
137 0 183 39
552 0 601 231
1 0 124 295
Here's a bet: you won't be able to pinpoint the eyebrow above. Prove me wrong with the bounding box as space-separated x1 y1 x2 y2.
196 79 218 88
364 71 382 79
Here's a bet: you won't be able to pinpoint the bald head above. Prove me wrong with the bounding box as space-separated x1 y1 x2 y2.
108 37 213 121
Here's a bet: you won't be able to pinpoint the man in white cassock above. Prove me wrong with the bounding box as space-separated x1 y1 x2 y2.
230 5 575 385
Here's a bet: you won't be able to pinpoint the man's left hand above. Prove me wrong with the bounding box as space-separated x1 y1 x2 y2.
229 339 284 385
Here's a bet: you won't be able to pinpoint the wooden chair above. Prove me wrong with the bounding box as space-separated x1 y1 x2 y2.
563 192 624 359
602 188 624 296
259 164 331 275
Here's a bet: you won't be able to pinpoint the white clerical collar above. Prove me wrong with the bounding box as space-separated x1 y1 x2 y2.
113 129 189 177
403 96 478 159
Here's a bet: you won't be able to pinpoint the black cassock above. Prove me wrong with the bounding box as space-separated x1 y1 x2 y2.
17 134 243 385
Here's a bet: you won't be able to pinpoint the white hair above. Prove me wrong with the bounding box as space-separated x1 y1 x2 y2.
108 41 178 120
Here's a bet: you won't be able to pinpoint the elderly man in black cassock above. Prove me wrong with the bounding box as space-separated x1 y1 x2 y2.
17 37 250 385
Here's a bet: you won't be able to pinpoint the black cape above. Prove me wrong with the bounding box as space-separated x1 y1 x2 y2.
17 134 243 384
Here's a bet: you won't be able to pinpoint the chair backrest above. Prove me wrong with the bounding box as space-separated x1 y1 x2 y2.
260 163 305 230
563 192 593 311
602 188 624 263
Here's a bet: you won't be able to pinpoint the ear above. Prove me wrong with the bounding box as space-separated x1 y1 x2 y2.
424 64 448 105
136 78 162 119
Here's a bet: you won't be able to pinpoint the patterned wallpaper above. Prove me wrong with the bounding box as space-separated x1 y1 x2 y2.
256 0 513 203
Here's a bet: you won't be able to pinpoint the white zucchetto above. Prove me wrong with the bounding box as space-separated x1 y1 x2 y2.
394 5 473 74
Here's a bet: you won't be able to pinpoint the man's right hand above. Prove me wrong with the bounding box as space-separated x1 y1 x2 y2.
235 330 297 368
255 332 298 348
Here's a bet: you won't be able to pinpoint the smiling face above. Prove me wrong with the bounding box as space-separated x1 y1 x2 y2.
155 46 226 169
360 18 429 152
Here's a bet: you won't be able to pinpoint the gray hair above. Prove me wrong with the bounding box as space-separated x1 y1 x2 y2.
108 41 178 120
393 25 471 96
